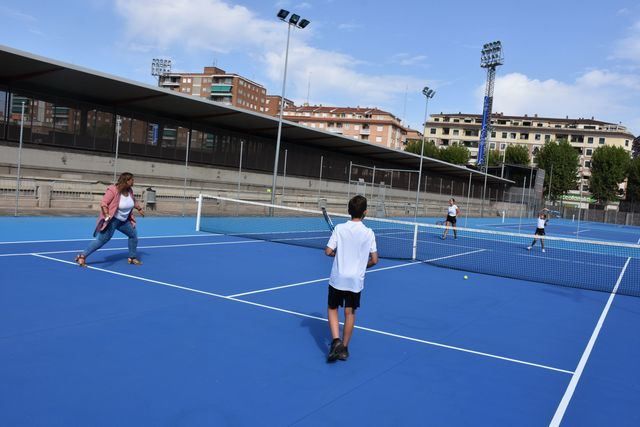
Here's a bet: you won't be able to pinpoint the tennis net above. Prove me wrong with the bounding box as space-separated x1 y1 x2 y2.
197 195 640 297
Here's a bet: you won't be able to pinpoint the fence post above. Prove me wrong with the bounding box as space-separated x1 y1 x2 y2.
14 101 26 217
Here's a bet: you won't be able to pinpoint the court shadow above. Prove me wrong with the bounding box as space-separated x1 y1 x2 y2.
301 312 329 356
86 251 149 268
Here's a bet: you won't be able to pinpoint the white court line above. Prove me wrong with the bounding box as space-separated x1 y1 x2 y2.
0 239 264 257
571 229 592 234
0 233 220 245
549 237 639 426
30 253 573 375
228 249 486 298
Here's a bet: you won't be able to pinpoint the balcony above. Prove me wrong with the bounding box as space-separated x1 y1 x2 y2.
360 128 371 135
211 84 233 93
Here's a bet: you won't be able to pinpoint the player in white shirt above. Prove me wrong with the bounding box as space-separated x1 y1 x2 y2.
324 195 378 362
441 198 461 240
527 209 549 253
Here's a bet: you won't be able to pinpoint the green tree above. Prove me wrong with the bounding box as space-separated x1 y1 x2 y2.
632 136 640 159
534 139 580 201
485 148 502 166
627 157 640 203
589 146 630 205
404 139 441 159
505 144 530 165
440 145 470 165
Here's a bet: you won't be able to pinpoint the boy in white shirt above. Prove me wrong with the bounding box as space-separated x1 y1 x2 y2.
324 195 378 362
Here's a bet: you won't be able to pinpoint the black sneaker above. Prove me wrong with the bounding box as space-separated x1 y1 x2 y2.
338 346 349 361
327 338 343 362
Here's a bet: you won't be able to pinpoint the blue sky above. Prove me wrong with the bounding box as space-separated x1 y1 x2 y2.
1 0 639 134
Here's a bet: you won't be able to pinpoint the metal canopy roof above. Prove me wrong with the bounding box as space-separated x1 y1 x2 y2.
0 45 513 185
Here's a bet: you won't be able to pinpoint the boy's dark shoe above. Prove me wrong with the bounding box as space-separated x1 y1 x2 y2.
338 346 349 361
327 338 343 363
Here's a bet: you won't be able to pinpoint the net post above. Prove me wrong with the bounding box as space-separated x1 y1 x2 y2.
411 223 418 260
195 194 203 231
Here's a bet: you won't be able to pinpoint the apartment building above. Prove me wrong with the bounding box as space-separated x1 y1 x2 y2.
426 113 635 193
158 67 267 113
263 95 296 117
282 105 407 149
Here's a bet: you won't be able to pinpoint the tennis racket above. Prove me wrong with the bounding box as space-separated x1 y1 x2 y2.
321 207 335 231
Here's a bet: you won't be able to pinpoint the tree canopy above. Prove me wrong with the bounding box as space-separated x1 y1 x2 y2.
534 139 580 201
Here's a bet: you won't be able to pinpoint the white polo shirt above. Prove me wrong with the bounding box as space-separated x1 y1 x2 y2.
448 205 458 217
326 220 377 293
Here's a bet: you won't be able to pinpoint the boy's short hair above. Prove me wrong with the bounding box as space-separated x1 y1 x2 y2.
348 195 367 219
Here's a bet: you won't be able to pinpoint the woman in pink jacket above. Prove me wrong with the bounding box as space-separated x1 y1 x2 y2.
75 172 145 266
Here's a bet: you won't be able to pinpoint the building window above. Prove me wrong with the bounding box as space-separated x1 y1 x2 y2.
500 143 506 150
354 125 360 130
625 140 629 146
377 125 384 131
587 137 593 144
545 135 551 142
491 131 496 138
375 136 383 143
599 137 605 144
535 134 541 140
520 133 529 140
585 161 591 168
489 142 496 149
430 128 436 134
453 129 459 135
501 132 507 138
586 148 593 155
510 133 517 139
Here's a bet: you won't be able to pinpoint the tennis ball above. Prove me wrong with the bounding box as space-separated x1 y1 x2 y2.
464 275 468 280
266 188 271 193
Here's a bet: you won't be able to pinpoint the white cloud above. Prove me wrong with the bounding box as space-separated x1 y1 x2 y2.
337 22 362 31
476 71 640 132
0 6 37 22
613 20 640 63
392 53 428 67
115 0 427 111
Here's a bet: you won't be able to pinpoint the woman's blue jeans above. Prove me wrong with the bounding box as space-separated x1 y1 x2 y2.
83 218 138 259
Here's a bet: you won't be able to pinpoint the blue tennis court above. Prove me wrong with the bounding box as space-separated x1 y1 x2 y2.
1 216 639 426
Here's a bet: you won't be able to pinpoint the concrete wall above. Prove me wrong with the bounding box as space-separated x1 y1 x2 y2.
0 144 523 217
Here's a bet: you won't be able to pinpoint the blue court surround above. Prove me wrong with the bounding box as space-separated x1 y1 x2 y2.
1 216 639 426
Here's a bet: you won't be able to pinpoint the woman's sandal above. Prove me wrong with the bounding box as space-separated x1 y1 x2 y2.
75 254 87 267
128 257 143 266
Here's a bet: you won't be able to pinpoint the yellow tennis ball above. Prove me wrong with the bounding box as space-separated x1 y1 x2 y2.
464 275 468 280
266 188 271 193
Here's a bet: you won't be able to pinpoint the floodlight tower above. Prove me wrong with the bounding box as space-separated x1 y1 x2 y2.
477 41 503 169
151 58 172 86
270 9 311 205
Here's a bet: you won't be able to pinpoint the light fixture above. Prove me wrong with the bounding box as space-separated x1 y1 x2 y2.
289 14 300 25
277 9 289 20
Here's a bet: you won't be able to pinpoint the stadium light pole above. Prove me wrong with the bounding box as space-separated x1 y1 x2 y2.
151 58 172 86
271 10 310 205
415 87 436 220
478 41 503 217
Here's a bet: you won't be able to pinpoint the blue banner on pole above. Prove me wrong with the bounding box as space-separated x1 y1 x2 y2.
477 96 491 165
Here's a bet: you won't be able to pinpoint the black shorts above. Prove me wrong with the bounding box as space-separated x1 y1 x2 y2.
328 285 361 310
446 215 457 225
534 228 545 236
